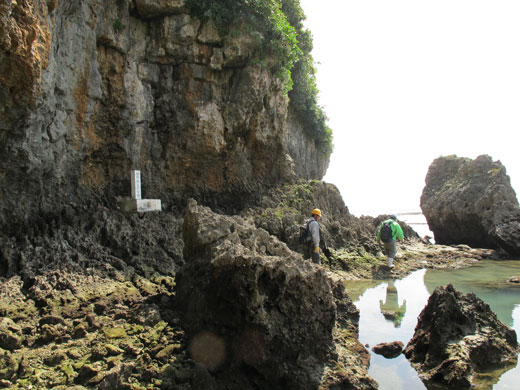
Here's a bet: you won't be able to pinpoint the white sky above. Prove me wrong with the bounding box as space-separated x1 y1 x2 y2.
299 0 520 216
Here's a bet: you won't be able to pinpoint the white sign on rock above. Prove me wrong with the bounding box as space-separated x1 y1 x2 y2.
120 170 161 213
131 170 142 200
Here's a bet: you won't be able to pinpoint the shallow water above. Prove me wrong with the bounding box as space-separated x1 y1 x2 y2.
344 260 520 390
396 211 433 240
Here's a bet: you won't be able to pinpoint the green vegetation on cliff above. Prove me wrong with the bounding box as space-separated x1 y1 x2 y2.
186 0 333 156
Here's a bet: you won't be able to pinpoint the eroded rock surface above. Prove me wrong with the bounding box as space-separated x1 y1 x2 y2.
0 0 328 230
176 199 377 390
421 155 520 256
371 341 404 359
248 180 419 257
404 284 519 388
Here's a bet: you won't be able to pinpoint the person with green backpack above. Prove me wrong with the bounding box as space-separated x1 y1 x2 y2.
377 214 404 268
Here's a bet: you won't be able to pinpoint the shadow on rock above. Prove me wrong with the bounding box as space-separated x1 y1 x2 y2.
176 199 377 390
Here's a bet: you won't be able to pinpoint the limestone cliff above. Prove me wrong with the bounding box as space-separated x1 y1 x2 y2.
0 0 329 229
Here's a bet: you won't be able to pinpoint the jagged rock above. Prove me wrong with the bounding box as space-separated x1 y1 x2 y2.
97 362 135 390
371 341 404 359
74 364 102 385
39 315 66 326
38 323 67 345
249 181 419 256
135 0 187 18
0 352 18 381
421 155 520 256
176 199 376 390
72 325 88 340
403 284 519 388
198 20 221 45
43 351 66 366
0 318 22 351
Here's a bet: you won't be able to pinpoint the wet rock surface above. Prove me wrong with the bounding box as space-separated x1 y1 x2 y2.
0 181 514 389
177 199 377 390
0 173 514 390
421 154 520 256
371 341 404 359
403 284 519 388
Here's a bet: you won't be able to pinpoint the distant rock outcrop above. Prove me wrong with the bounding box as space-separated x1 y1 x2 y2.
421 155 520 256
176 199 377 390
403 284 519 388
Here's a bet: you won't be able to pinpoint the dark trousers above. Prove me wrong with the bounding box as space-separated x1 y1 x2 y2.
304 243 321 265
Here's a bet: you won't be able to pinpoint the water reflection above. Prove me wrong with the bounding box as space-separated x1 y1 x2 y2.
487 305 520 390
425 260 520 327
379 281 407 327
347 270 429 390
344 261 520 390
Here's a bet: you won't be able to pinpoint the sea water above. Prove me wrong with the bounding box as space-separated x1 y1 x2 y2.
395 211 433 240
344 260 520 390
363 209 434 240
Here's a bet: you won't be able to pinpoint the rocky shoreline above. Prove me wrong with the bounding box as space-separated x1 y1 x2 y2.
0 200 509 390
2 1 519 388
331 239 498 281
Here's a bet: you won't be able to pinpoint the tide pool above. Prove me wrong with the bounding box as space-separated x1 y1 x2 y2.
344 260 520 389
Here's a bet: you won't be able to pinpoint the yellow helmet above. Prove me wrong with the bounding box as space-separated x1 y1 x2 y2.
312 208 322 216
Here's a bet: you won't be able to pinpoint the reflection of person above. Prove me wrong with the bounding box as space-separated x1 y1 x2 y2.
303 209 322 265
377 214 404 268
379 282 407 327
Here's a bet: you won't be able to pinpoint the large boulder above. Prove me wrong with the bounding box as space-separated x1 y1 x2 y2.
420 155 520 256
176 199 377 390
403 284 519 388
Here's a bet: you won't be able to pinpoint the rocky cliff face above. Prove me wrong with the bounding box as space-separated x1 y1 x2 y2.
421 155 520 256
0 0 328 229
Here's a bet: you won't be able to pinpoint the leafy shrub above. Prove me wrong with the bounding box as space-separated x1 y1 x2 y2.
186 0 333 156
112 18 124 32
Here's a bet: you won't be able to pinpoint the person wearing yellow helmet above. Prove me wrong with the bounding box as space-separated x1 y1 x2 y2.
304 208 322 264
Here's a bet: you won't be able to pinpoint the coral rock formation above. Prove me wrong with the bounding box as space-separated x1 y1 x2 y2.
404 284 519 388
421 155 520 256
176 199 377 389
